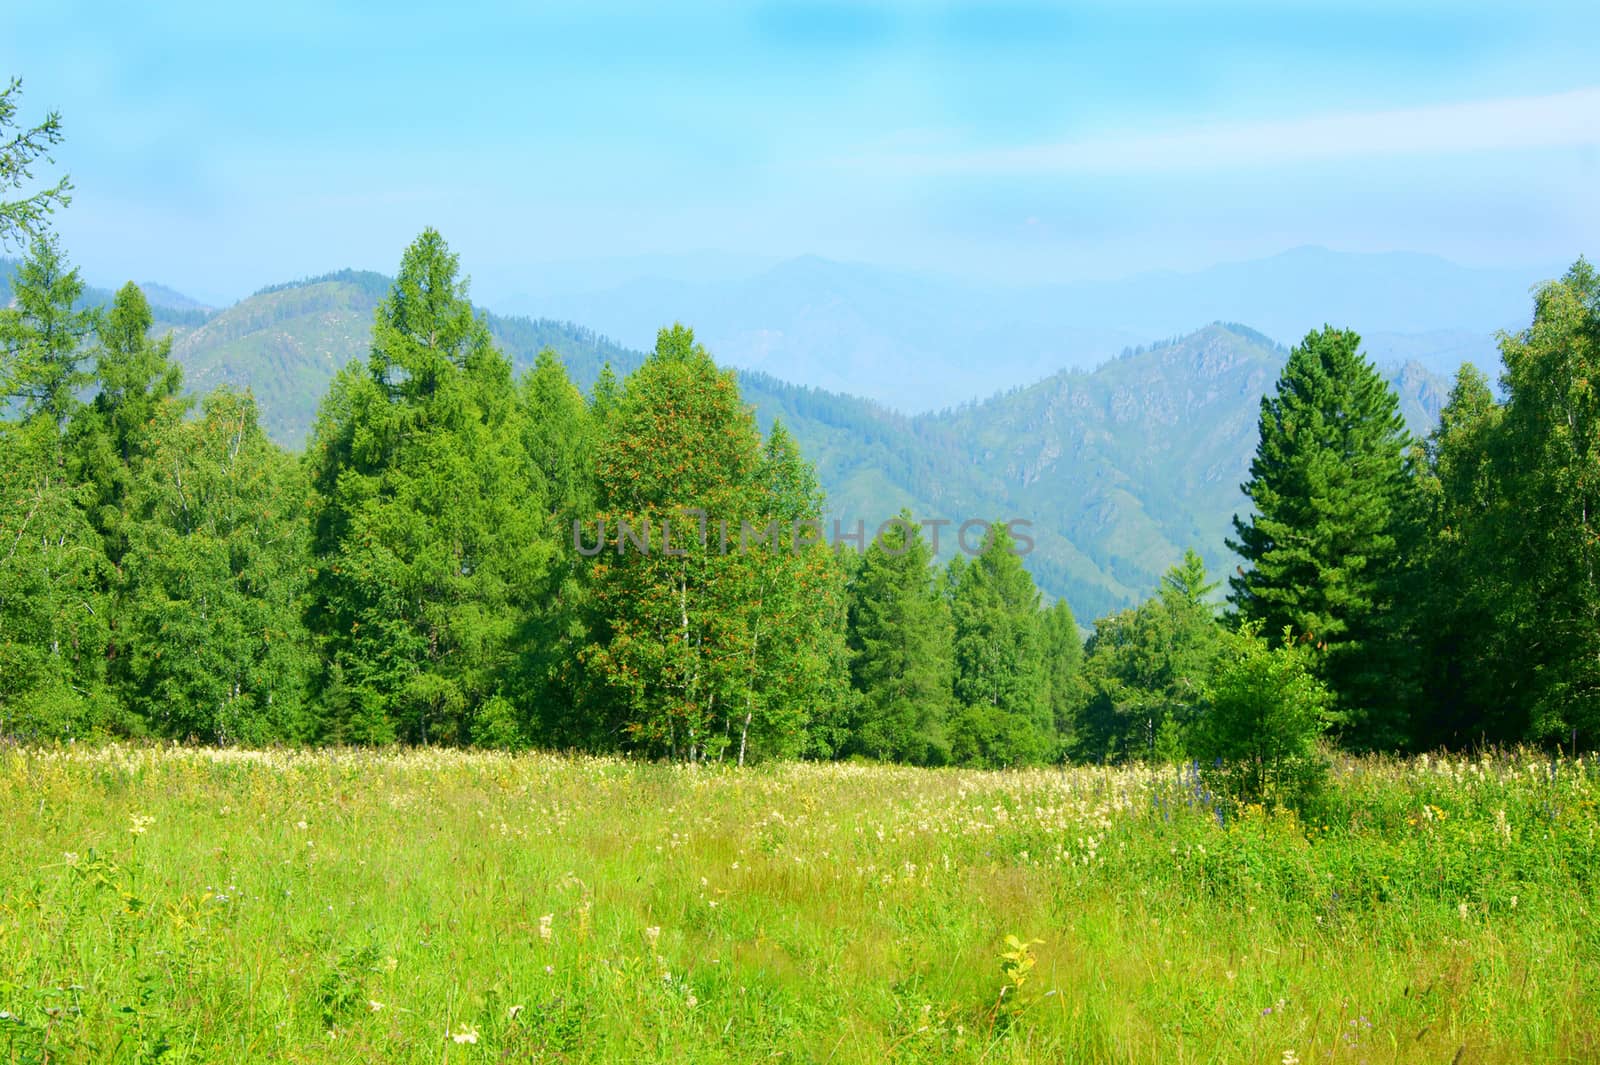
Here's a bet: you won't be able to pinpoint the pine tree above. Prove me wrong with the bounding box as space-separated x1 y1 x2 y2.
948 523 1051 766
72 282 190 564
306 229 549 745
845 511 953 764
1228 327 1419 749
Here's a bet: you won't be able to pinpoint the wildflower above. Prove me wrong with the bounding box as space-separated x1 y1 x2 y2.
368 1001 384 1012
1283 1051 1300 1065
539 914 553 942
685 990 699 1009
645 925 661 949
129 814 155 836
449 1023 479 1044
508 1005 524 1020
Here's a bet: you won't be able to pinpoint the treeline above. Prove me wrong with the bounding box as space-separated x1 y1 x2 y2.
0 226 1064 763
4 83 1598 765
6 223 1596 764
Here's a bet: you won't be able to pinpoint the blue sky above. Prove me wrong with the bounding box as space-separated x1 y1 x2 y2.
3 0 1597 306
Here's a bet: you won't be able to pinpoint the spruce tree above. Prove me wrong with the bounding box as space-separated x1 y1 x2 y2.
845 511 953 765
1228 327 1418 749
72 282 190 564
1040 598 1082 758
948 523 1051 766
1 235 97 425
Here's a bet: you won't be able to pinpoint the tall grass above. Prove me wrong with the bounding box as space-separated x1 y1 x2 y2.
1 745 1595 1062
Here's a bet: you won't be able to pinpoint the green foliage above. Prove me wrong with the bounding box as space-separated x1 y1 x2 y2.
1487 260 1600 746
70 281 190 566
119 390 315 744
0 235 97 424
845 512 953 764
305 229 550 745
0 238 113 740
1072 549 1222 763
584 326 844 762
0 78 71 249
1039 598 1082 755
1412 363 1511 747
1228 327 1420 750
948 524 1052 766
1194 622 1334 811
5 746 1597 1063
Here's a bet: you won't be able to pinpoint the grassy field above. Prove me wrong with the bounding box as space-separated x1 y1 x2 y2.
1 746 1596 1063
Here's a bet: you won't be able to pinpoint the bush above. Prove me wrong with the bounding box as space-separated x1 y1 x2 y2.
1194 623 1335 812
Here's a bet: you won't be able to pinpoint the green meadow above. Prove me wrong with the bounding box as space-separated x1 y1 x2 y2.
2 745 1595 1063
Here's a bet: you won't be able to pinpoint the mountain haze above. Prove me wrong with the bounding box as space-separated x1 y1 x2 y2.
528 246 1544 410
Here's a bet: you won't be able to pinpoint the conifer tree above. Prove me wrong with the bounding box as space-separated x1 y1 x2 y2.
1 235 97 424
510 349 601 747
0 78 71 248
845 511 953 764
1040 597 1082 757
1228 327 1419 749
948 523 1051 766
0 237 111 737
1072 549 1222 762
72 282 189 564
306 229 548 745
584 327 842 761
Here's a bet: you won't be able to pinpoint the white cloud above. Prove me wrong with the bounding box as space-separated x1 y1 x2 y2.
879 88 1600 175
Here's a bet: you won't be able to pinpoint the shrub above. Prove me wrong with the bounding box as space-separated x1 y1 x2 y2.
1194 622 1335 811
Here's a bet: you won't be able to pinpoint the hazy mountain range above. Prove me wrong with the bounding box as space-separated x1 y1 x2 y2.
5 247 1523 619
513 246 1551 411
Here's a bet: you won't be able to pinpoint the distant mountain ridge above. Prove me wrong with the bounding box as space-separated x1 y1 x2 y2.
93 268 1445 619
527 245 1549 411
5 256 1458 619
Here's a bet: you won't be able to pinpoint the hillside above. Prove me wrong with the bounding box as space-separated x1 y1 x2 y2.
166 270 644 444
133 272 1448 620
749 325 1445 619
